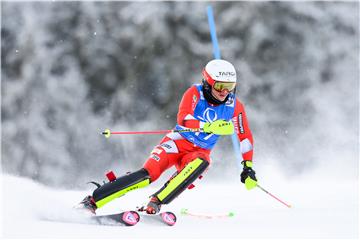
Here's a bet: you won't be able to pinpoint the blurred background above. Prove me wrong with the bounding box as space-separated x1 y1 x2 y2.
1 1 359 188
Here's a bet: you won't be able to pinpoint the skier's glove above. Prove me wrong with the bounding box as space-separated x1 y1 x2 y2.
240 161 257 190
203 120 234 135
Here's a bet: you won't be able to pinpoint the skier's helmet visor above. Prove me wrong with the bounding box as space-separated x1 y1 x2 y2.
213 81 236 92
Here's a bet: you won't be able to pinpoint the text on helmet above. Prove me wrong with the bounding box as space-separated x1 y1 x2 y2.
215 71 235 77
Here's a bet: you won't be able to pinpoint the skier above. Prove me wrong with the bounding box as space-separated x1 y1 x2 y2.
80 59 257 215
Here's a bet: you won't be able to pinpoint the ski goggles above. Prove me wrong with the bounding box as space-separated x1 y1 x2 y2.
213 81 236 92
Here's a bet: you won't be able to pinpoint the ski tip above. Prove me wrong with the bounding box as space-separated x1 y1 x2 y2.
160 212 177 226
120 211 140 226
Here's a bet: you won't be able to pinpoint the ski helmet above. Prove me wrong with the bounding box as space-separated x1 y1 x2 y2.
202 59 237 92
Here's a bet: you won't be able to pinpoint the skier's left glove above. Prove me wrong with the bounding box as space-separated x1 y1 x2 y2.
240 161 257 190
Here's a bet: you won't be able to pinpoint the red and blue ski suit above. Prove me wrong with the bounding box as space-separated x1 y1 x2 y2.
144 84 254 182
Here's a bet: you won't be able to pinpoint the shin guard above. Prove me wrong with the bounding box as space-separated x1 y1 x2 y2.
153 158 209 204
93 168 150 208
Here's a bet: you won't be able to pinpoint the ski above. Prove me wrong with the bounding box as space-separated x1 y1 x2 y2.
159 211 177 226
92 210 140 226
138 211 177 226
92 210 176 226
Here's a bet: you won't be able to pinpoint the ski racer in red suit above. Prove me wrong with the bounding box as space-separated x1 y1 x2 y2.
80 59 257 215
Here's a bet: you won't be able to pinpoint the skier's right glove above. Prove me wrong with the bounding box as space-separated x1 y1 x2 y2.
240 161 257 190
203 120 234 135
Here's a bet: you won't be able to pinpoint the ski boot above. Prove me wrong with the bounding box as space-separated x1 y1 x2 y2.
145 196 162 214
79 195 97 215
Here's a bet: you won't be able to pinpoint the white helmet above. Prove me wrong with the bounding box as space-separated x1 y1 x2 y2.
202 59 237 92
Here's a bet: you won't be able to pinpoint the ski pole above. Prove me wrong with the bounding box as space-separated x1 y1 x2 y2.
180 208 235 219
256 184 292 208
102 128 203 138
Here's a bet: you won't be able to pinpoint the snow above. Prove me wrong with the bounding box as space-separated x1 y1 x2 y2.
1 165 358 239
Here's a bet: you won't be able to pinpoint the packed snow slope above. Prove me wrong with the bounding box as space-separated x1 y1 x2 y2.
1 164 358 239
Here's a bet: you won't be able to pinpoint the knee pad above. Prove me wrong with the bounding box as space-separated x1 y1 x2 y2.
93 168 150 208
153 158 209 205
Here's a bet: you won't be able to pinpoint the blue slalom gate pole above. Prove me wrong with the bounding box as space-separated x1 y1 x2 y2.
207 6 221 59
206 5 243 169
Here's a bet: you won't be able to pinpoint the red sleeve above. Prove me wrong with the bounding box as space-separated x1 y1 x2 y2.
177 86 201 128
232 98 254 161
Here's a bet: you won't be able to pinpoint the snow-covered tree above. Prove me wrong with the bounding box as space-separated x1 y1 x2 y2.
1 2 358 186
